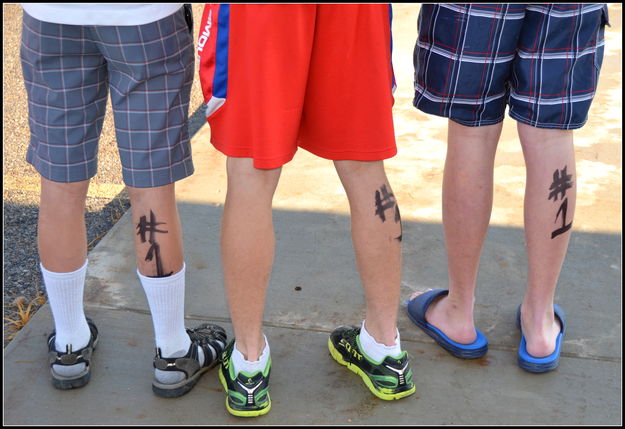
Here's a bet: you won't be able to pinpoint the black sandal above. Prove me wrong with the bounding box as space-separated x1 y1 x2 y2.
47 317 99 390
152 323 227 398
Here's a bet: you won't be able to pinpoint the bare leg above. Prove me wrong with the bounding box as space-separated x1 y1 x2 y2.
38 178 90 272
39 180 184 277
410 120 502 344
518 122 574 357
126 183 196 385
38 178 93 377
126 183 184 277
221 157 282 360
334 160 401 346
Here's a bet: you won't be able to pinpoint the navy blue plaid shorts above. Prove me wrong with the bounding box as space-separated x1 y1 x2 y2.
413 4 609 129
20 7 195 187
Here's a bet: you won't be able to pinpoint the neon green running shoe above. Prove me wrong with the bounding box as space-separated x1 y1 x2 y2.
219 340 271 417
328 325 415 400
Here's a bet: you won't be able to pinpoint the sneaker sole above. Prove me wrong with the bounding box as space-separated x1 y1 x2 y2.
218 366 271 417
328 338 416 401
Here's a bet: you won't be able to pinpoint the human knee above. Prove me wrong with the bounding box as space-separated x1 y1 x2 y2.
518 123 573 151
40 178 89 208
334 160 384 178
226 157 281 196
126 183 176 206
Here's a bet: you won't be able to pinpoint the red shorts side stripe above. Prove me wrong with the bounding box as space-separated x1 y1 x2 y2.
198 4 229 116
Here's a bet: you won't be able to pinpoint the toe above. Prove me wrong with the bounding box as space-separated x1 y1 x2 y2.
408 288 433 302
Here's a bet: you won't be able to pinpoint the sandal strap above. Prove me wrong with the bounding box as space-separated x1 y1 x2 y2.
48 346 93 366
152 324 226 377
186 325 225 363
47 318 98 367
153 344 201 378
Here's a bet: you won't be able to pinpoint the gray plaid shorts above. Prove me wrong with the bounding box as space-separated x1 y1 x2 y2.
20 6 195 187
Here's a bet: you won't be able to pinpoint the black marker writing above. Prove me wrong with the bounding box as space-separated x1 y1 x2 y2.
548 165 573 202
395 205 403 242
551 197 572 239
374 184 402 242
548 166 573 239
374 184 397 222
137 210 173 277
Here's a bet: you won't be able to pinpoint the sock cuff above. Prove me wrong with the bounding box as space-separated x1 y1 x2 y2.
40 259 88 278
137 262 186 285
257 334 270 361
232 335 271 376
361 320 400 349
234 335 270 362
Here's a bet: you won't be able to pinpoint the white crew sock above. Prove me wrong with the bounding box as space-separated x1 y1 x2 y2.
232 335 270 376
138 263 201 384
41 259 91 377
359 320 402 362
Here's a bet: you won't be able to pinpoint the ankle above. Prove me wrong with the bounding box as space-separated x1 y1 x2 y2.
41 259 91 351
433 295 474 327
445 288 476 312
233 336 270 376
362 319 397 347
139 263 190 358
234 334 267 362
156 335 191 358
360 321 401 361
520 300 556 331
54 317 91 352
425 293 477 344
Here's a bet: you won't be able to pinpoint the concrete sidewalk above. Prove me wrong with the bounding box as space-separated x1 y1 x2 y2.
3 122 622 425
3 4 621 425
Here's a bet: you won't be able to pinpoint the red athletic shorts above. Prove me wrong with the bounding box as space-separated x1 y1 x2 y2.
198 4 397 169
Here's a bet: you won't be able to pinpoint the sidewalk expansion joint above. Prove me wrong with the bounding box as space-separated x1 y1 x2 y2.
84 304 621 363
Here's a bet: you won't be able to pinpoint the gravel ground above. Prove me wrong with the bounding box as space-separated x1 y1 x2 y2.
3 4 207 346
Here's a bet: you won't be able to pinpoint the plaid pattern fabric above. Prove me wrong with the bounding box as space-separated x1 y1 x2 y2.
20 7 195 187
413 4 609 129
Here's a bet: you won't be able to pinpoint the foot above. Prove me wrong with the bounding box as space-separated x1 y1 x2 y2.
519 305 562 358
328 325 415 400
219 340 271 417
152 323 226 398
408 289 477 345
47 317 99 390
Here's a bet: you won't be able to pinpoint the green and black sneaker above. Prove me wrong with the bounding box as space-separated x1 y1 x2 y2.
328 325 415 400
219 340 271 417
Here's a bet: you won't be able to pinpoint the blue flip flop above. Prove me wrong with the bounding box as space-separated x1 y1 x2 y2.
406 289 488 359
516 304 566 373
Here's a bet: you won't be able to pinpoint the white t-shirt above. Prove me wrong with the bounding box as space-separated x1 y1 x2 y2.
21 3 184 26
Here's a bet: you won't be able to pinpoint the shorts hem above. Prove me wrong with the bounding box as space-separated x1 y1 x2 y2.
211 139 297 170
26 155 97 184
449 117 505 127
299 142 397 162
122 160 195 188
508 111 587 130
26 158 194 188
413 97 505 127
